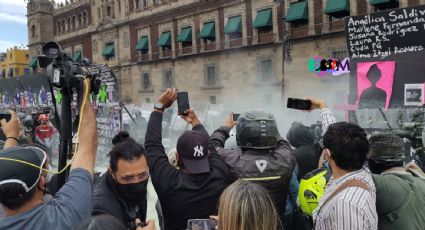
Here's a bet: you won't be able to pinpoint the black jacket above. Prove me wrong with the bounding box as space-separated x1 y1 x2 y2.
286 123 321 181
92 172 147 228
144 111 233 230
209 126 296 223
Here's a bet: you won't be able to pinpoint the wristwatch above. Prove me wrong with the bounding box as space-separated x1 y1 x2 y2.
154 103 166 111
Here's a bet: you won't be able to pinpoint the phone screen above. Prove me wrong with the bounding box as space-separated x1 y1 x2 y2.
233 113 240 121
0 114 11 122
177 92 190 115
287 98 312 110
187 219 217 230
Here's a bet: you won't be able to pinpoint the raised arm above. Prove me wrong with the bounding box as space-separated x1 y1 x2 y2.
144 89 180 194
0 111 20 149
209 113 235 154
307 97 336 134
71 79 98 175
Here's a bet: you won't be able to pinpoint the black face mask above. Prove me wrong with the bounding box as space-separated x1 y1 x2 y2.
115 179 148 206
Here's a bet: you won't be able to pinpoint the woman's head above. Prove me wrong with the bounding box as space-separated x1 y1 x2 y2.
218 180 278 230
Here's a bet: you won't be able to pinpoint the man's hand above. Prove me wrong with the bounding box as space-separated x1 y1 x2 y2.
136 219 156 230
0 110 20 139
306 97 327 111
224 113 236 129
180 109 201 127
158 88 177 109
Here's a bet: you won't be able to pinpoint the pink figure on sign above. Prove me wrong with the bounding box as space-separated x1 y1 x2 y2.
356 61 396 109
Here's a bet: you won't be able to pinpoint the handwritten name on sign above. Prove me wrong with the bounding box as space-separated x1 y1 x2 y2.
346 5 425 59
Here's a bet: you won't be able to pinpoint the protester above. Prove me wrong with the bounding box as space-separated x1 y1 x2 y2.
34 113 57 157
212 180 279 230
144 88 233 230
0 79 97 230
286 98 336 181
0 111 21 220
76 214 156 230
93 131 153 230
368 133 425 230
209 109 295 226
313 122 377 229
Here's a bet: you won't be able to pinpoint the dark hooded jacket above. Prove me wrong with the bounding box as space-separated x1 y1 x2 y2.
209 126 296 225
286 122 322 181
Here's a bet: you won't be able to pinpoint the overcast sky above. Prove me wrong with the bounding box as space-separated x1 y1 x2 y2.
0 0 67 53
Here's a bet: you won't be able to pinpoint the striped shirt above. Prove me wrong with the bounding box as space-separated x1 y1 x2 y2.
320 108 337 134
313 168 378 230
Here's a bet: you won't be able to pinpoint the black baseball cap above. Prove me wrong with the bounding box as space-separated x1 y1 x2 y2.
0 147 47 193
176 130 210 174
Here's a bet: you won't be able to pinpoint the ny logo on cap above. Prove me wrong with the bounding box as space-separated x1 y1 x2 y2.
193 145 204 157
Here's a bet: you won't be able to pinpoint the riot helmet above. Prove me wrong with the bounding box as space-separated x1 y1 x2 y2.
236 109 280 149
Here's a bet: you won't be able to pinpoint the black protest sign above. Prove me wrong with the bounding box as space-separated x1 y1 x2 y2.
346 5 425 59
346 5 425 108
90 65 121 171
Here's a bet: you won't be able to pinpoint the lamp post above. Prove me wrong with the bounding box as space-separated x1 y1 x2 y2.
281 15 293 104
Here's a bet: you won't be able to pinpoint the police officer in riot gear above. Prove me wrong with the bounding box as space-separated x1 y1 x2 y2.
209 109 296 227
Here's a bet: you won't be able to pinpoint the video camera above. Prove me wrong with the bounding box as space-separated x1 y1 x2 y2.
38 41 101 94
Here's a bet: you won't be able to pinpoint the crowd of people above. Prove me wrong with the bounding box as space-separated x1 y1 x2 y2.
0 84 425 230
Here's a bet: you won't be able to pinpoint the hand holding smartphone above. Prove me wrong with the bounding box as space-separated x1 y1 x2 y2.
287 98 312 111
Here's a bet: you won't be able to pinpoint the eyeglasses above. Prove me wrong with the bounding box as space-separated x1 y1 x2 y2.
115 171 149 184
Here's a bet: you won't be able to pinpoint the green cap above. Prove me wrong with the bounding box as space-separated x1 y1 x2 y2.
368 133 405 163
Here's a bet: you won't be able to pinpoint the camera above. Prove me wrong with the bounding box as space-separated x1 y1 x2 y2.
38 41 101 94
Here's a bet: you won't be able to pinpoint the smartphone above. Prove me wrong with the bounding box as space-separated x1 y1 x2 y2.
0 114 11 123
187 219 217 230
287 98 312 110
177 92 190 115
233 113 240 121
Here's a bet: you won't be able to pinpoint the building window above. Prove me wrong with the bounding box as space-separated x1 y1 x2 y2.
79 14 83 26
62 20 66 32
209 96 216 104
204 64 218 86
162 69 173 89
118 0 121 12
331 48 348 60
97 8 101 19
141 72 150 90
72 16 76 30
57 22 61 34
25 54 29 59
83 11 87 24
107 6 112 17
224 16 242 40
9 54 12 59
143 0 147 8
14 68 19 76
102 43 115 60
145 98 150 103
135 0 140 9
31 25 36 38
258 59 274 82
67 18 71 31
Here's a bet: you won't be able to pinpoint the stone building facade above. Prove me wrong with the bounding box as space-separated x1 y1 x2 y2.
27 0 425 125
